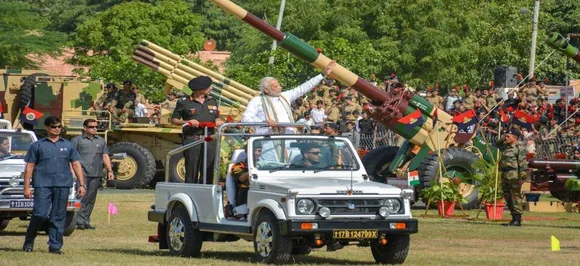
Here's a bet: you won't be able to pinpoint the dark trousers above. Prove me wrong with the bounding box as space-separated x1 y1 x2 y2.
25 187 70 250
183 138 216 184
77 176 101 226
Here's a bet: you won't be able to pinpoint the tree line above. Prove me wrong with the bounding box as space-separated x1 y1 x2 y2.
1 0 579 102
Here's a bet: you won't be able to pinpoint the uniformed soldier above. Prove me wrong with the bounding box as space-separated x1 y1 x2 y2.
464 90 476 110
485 90 497 110
160 90 179 110
308 90 323 108
343 96 362 115
71 118 115 230
325 99 341 123
110 81 137 124
95 83 119 111
498 128 527 226
171 76 224 184
430 90 444 109
22 116 87 254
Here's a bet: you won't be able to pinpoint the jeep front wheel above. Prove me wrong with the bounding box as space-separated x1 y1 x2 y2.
167 205 203 257
253 210 292 263
370 235 410 264
0 219 9 231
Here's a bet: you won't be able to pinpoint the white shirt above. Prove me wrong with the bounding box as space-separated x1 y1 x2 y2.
242 74 324 134
296 117 315 126
311 108 326 123
135 103 148 117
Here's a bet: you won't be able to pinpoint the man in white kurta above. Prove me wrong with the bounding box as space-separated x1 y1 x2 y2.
242 61 336 163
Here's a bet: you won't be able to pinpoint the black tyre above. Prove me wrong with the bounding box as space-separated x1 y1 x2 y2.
253 210 292 263
371 235 410 264
167 205 203 257
418 148 480 209
168 152 186 183
19 73 48 130
361 146 399 183
63 211 77 236
0 219 9 231
108 142 156 189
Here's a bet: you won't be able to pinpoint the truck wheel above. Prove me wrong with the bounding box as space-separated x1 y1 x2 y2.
109 142 156 189
0 219 9 231
370 235 410 264
253 210 292 263
418 148 480 209
167 205 203 257
361 146 399 183
168 152 186 183
63 211 78 236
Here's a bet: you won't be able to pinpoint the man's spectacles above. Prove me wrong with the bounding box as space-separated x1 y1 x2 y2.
50 125 62 129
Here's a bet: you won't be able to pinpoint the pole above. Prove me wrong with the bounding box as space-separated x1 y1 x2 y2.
528 0 540 77
268 0 286 65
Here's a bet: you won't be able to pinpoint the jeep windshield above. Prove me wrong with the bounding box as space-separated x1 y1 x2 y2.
252 137 360 172
0 131 35 162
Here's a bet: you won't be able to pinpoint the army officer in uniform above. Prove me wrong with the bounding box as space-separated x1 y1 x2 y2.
171 76 223 184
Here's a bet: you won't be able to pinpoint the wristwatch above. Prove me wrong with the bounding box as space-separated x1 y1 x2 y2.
80 184 87 189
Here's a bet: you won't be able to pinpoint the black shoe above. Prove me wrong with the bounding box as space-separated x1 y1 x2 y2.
85 224 96 230
76 224 86 230
502 215 522 227
49 249 63 255
22 243 33 252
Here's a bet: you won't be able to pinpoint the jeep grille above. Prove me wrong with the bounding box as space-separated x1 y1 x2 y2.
318 199 381 215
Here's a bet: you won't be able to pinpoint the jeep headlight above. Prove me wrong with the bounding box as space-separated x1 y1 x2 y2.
380 199 401 214
296 199 316 215
9 176 20 187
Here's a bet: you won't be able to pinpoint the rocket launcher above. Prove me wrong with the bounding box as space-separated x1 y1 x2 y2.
132 40 258 109
209 0 495 172
545 33 580 64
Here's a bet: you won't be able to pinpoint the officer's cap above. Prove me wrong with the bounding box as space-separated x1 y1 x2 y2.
188 76 213 91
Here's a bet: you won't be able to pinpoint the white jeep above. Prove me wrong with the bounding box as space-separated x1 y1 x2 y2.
148 123 418 264
0 119 81 236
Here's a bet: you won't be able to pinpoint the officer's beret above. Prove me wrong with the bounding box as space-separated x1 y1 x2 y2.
504 128 521 137
188 76 213 91
325 122 339 130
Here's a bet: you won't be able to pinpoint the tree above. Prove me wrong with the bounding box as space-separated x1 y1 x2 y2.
0 1 67 69
70 0 205 102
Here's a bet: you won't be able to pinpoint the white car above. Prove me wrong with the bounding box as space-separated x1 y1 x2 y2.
0 120 81 236
149 124 418 264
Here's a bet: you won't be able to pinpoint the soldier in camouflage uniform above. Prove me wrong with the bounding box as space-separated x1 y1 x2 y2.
110 81 137 124
498 128 527 226
94 83 119 111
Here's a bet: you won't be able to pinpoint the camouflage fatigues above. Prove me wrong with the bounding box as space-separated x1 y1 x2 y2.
110 90 137 123
499 142 528 215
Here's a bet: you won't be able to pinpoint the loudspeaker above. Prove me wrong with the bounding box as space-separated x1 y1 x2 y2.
493 66 518 88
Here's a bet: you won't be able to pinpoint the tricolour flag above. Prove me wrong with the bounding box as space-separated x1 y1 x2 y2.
408 170 420 186
20 106 44 125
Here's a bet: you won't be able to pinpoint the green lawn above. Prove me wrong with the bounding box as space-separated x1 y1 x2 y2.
0 190 579 265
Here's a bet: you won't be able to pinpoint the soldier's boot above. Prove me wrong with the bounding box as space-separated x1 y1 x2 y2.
502 214 522 227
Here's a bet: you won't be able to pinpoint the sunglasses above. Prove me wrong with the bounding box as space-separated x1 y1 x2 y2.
308 152 321 155
86 126 98 129
49 125 62 129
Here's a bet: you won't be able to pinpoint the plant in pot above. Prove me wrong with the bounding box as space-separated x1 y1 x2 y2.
564 179 580 213
421 174 466 217
472 159 505 220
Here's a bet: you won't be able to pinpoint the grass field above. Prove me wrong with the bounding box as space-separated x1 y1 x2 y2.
1 190 579 266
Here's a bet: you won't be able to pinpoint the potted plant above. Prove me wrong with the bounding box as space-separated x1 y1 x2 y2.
421 175 466 217
472 159 505 220
564 179 580 213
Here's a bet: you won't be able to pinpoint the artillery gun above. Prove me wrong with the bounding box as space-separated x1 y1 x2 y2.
209 0 498 209
0 45 254 189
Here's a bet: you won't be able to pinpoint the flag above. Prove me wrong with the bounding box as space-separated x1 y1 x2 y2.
108 202 118 215
452 110 478 144
20 106 44 125
512 110 538 130
551 236 560 251
408 170 420 186
499 109 509 123
397 109 425 131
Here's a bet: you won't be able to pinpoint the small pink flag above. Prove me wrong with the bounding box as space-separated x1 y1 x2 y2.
108 202 118 215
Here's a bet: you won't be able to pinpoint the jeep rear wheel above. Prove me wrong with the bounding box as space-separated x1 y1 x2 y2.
63 211 77 236
109 142 156 189
370 235 410 264
0 219 9 231
253 210 292 263
167 205 203 257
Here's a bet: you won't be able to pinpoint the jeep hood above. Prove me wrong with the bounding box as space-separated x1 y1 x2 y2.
258 178 401 195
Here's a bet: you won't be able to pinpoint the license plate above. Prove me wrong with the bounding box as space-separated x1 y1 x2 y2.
333 229 378 239
10 200 34 209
